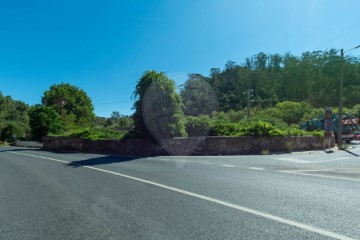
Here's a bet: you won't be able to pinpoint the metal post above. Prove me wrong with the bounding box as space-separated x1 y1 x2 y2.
247 90 251 121
338 49 344 149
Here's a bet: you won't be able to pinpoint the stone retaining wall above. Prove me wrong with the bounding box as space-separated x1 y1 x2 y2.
42 135 334 156
13 140 43 148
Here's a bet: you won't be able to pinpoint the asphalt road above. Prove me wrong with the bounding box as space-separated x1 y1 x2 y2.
1 144 360 240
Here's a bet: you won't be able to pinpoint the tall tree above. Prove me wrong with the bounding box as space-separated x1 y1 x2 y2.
132 71 186 139
28 105 63 141
42 83 95 128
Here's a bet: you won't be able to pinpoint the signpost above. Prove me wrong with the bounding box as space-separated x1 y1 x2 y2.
324 107 333 151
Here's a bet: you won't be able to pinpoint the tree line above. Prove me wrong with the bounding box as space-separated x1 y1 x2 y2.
207 49 360 111
1 49 359 142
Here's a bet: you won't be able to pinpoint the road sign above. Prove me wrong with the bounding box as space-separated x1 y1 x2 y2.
324 107 333 138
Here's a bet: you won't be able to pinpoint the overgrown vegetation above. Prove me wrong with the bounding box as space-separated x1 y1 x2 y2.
28 105 63 141
0 92 30 142
208 50 360 111
207 119 323 137
52 127 127 140
3 49 360 142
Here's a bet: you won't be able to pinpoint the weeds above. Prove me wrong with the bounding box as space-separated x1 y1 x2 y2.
285 141 295 153
261 149 269 155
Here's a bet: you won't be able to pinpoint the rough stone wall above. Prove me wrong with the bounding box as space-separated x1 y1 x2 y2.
42 136 334 156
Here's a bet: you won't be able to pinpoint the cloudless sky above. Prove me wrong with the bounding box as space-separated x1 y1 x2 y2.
1 0 360 117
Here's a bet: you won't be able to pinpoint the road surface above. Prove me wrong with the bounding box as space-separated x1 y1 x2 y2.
1 144 360 240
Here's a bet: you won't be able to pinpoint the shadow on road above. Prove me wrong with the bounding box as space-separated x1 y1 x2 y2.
341 141 360 156
64 155 145 168
343 149 360 157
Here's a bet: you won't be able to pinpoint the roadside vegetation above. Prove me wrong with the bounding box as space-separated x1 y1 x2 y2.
1 49 360 142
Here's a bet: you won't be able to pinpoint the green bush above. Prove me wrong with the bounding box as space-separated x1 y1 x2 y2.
261 148 269 155
285 141 295 153
284 128 306 136
28 105 63 141
210 122 241 136
275 101 312 124
54 127 126 140
242 121 280 136
0 122 26 142
308 130 324 137
185 115 212 135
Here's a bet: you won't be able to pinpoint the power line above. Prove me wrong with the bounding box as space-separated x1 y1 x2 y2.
95 101 131 105
339 36 360 52
320 20 360 49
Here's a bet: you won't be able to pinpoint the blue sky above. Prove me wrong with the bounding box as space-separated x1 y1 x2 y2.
1 0 360 117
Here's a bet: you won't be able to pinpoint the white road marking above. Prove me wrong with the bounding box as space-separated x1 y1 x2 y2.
284 170 321 172
8 151 355 240
272 158 310 163
147 158 214 166
249 167 265 171
154 158 170 161
279 170 360 182
311 157 352 163
10 152 69 163
221 164 235 167
273 157 353 164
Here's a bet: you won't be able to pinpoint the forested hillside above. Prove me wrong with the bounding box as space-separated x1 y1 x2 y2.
1 49 360 142
207 49 360 111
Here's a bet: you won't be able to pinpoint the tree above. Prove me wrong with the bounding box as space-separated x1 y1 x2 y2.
110 111 121 120
0 92 30 140
117 115 134 129
180 74 217 116
28 105 63 141
108 111 133 130
41 83 95 128
275 101 311 124
132 70 186 138
0 122 26 142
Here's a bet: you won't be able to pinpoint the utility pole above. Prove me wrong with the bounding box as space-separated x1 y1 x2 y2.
338 48 344 149
337 45 360 149
246 90 253 121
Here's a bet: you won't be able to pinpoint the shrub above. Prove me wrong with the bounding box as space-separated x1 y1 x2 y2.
0 122 26 142
261 149 269 155
275 101 311 124
28 105 63 141
55 127 126 140
242 121 279 136
308 130 324 137
210 122 241 136
185 115 212 135
285 141 295 153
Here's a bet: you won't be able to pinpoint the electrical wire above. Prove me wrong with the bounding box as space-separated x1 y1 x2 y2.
95 101 130 105
318 19 360 50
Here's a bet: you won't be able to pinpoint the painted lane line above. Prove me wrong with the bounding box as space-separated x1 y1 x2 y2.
312 157 352 163
10 152 69 163
272 158 310 163
273 157 352 164
249 167 265 171
283 169 322 172
221 164 235 168
279 170 360 182
8 151 355 240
